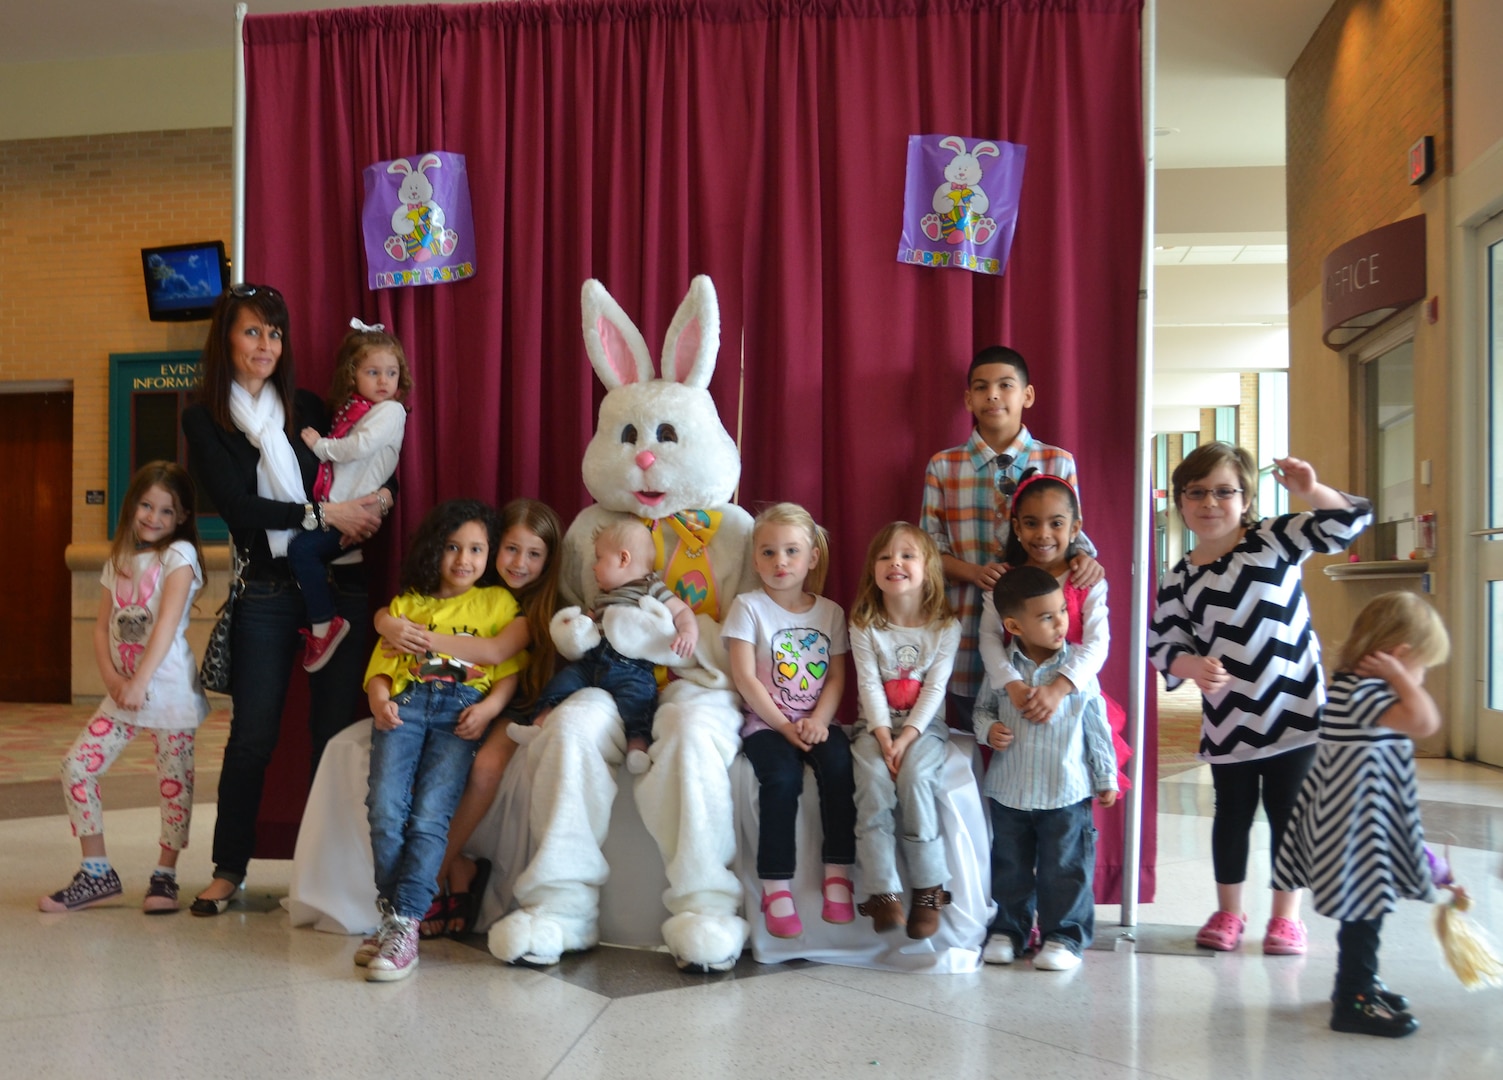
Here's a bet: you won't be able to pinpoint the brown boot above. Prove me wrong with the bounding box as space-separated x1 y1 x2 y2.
906 884 951 940
858 893 905 933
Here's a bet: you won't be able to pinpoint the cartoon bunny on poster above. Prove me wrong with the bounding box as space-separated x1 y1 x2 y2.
489 276 758 972
384 154 458 263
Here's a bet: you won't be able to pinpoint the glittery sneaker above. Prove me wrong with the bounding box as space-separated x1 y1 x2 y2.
366 915 420 982
355 908 400 967
141 871 181 914
39 868 124 912
354 932 383 967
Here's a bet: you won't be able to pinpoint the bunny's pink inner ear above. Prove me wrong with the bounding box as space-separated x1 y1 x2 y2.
668 320 702 384
597 315 644 386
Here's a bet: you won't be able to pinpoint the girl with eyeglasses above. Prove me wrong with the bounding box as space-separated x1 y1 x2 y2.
182 284 395 915
1149 442 1371 957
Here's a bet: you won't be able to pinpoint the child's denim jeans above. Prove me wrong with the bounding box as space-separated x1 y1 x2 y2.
367 679 484 919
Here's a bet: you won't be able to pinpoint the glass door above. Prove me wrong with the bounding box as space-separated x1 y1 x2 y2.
1479 219 1503 765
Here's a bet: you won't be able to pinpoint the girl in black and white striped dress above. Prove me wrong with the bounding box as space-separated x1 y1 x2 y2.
1273 592 1448 1038
1149 443 1371 957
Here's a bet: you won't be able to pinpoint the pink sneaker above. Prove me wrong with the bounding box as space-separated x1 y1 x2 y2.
302 616 351 674
1263 916 1308 955
1195 910 1246 951
366 915 419 981
761 890 803 938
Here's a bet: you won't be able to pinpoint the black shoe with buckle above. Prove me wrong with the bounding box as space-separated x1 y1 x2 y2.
1330 991 1419 1038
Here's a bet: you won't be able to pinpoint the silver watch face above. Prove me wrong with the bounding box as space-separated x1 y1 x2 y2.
303 506 318 530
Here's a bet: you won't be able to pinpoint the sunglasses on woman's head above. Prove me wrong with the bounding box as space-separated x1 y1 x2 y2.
225 282 282 299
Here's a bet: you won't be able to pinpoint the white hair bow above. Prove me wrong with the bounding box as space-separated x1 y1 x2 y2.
349 317 386 333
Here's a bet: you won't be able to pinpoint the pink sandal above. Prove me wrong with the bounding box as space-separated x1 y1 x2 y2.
761 890 803 938
1195 910 1246 951
821 876 855 924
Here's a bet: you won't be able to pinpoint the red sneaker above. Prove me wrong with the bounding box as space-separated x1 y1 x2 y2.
302 616 351 673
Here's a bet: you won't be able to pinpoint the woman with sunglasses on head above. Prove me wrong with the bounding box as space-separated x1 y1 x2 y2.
182 284 395 915
1149 443 1370 956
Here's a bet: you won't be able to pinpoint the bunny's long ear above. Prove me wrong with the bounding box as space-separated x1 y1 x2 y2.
660 275 720 389
581 279 653 389
387 158 413 176
972 141 1001 159
416 153 442 173
939 135 967 157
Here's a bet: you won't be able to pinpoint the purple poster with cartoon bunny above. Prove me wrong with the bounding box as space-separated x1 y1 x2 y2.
897 134 1026 277
361 151 477 290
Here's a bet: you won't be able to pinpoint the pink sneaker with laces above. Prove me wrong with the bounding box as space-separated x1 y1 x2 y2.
1263 916 1308 955
1195 910 1246 951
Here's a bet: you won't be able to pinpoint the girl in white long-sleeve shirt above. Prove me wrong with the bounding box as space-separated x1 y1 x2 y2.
848 522 961 940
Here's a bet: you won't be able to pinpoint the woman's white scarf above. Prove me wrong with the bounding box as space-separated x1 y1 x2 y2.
229 381 305 558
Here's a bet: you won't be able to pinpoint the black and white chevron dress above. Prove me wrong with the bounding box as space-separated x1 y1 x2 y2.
1148 498 1372 763
1271 674 1433 920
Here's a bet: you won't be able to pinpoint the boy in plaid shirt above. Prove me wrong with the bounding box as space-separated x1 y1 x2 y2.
920 346 1101 729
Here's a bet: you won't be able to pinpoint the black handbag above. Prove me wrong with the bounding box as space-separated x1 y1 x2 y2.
198 546 247 694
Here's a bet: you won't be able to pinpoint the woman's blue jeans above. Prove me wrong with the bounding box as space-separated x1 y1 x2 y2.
366 680 484 920
212 568 368 880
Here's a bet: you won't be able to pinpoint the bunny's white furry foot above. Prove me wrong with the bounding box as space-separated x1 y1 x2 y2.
662 912 746 973
384 236 408 261
972 217 997 244
921 213 943 242
488 909 566 967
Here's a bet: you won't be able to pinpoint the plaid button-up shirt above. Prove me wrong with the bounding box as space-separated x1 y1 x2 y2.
920 426 1087 699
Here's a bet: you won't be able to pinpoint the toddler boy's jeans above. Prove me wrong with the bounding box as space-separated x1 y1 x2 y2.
988 796 1096 955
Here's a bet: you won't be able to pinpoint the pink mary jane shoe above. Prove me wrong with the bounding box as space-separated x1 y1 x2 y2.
761 890 803 939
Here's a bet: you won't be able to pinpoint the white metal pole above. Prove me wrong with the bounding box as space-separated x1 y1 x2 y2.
231 3 248 283
1120 0 1156 928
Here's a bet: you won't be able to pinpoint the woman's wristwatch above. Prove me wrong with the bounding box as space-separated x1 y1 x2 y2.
302 502 318 531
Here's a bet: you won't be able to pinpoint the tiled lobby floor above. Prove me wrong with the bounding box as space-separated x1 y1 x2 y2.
2 701 1501 1078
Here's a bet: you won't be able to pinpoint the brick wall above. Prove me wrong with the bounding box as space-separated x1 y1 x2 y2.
0 128 232 544
1238 372 1260 458
1286 0 1450 301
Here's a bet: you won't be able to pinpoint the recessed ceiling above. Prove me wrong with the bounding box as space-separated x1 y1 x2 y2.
4 0 1332 177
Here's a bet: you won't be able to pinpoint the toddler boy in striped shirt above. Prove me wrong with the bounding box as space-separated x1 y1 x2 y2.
973 565 1117 971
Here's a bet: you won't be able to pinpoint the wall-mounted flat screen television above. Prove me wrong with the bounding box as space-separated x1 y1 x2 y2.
141 241 229 322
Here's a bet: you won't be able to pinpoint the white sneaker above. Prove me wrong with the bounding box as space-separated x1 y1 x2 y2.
1033 941 1082 971
982 934 1016 965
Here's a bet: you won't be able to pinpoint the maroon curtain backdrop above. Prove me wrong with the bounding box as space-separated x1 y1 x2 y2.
241 0 1154 902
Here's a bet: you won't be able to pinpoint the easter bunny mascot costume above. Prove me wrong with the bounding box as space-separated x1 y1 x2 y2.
489 276 756 971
